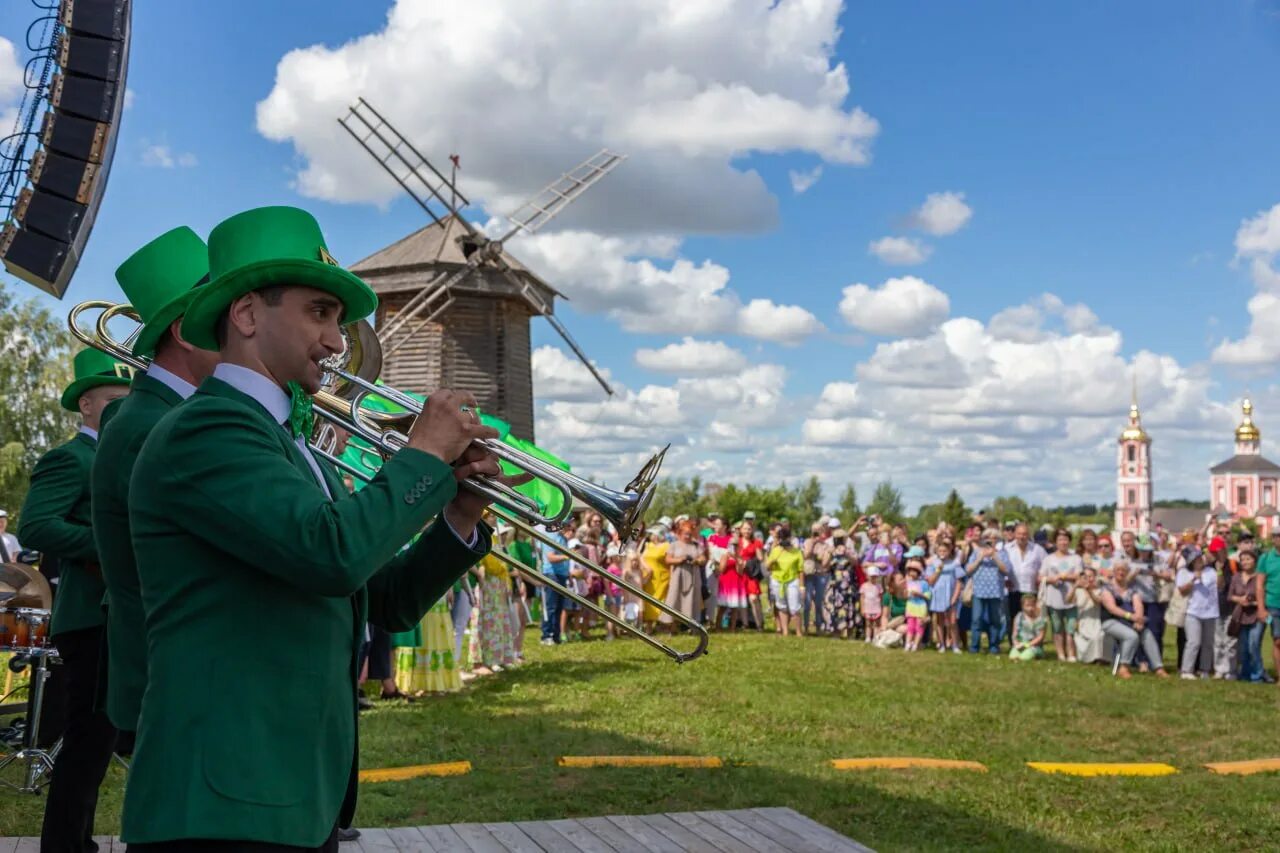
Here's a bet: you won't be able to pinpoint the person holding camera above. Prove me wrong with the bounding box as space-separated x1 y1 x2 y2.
661 519 704 631
966 531 1011 654
1177 545 1219 680
766 525 804 637
823 528 859 639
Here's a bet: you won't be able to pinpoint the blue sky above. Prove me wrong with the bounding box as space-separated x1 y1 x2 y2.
4 1 1280 511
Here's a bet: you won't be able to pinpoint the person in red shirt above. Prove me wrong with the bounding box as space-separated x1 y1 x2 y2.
734 518 765 630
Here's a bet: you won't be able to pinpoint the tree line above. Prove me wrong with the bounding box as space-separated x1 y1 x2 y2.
643 476 1209 534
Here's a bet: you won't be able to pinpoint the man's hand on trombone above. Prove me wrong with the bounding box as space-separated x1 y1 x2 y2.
413 390 532 538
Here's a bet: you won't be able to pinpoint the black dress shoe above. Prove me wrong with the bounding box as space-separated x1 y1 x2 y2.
380 689 416 703
338 827 361 842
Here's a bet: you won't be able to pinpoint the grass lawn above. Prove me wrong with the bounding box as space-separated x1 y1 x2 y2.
2 629 1279 850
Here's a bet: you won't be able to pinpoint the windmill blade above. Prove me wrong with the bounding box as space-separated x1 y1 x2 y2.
496 266 613 397
543 311 614 397
338 98 473 231
379 264 471 357
498 149 626 242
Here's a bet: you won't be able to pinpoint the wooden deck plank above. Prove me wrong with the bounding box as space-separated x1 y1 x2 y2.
359 827 404 852
640 815 721 853
665 812 757 853
451 823 509 853
418 824 471 852
513 820 578 852
383 825 435 852
693 811 788 853
12 840 37 853
604 815 684 853
576 817 654 853
547 819 619 853
719 811 808 851
480 822 548 853
90 838 113 853
751 808 872 853
0 839 17 853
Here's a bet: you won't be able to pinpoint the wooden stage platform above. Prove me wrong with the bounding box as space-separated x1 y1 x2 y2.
0 807 871 852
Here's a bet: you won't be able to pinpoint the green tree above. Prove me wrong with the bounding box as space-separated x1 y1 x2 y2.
644 476 711 522
789 475 823 530
989 495 1030 525
713 483 792 526
865 480 904 526
836 483 860 526
940 488 971 531
0 284 78 516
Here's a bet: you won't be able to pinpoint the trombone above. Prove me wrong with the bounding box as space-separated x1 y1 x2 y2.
67 299 708 662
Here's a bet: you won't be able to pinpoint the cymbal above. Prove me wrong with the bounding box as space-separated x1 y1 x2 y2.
0 562 53 610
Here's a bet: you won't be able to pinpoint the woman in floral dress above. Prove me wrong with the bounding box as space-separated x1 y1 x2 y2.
822 530 859 638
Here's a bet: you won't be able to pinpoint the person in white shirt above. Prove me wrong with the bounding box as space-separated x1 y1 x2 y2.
0 510 22 562
1176 547 1219 679
1003 523 1046 639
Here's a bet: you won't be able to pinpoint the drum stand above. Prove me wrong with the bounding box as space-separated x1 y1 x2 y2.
0 648 62 793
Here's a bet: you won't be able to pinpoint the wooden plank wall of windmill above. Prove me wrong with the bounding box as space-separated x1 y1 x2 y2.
378 292 537 442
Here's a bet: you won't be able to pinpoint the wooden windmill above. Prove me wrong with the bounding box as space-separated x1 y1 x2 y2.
338 99 618 441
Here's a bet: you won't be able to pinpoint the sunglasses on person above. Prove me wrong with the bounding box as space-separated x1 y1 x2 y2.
1099 543 1113 550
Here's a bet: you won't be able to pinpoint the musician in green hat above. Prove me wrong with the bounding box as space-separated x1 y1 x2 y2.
18 347 130 851
92 226 219 746
122 206 513 850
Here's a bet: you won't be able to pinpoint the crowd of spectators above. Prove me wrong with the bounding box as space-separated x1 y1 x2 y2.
357 507 1280 700
526 509 1280 684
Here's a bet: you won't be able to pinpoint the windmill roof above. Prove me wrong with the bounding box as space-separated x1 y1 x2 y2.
1209 454 1280 474
349 214 564 301
1151 507 1209 534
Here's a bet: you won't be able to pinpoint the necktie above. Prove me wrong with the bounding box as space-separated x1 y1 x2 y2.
286 381 315 439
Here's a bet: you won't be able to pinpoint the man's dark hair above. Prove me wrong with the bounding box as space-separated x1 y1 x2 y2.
214 284 290 347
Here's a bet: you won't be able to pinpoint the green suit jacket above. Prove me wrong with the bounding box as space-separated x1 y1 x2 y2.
18 431 102 636
92 372 182 733
120 376 488 846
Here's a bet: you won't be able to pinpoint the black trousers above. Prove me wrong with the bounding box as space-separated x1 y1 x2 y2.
364 625 393 681
40 626 119 853
128 825 339 852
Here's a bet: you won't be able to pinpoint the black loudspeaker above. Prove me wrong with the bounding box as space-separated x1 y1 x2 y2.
1 0 132 299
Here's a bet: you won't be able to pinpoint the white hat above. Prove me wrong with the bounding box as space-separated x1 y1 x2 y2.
0 509 8 518
827 517 841 529
674 513 689 523
658 515 673 527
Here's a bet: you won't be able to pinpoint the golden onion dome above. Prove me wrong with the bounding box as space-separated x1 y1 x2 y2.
1236 397 1261 443
1121 402 1149 442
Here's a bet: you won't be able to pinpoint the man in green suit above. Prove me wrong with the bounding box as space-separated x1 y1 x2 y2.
93 226 219 751
19 347 131 852
122 206 509 851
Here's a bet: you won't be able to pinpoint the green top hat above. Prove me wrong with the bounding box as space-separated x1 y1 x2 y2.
182 206 378 352
115 226 210 358
61 348 133 411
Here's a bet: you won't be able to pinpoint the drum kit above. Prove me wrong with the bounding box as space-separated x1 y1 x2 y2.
0 561 61 793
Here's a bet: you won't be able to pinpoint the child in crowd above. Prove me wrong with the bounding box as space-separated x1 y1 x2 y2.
622 548 645 629
860 574 882 643
1009 594 1047 661
604 542 625 640
903 556 931 652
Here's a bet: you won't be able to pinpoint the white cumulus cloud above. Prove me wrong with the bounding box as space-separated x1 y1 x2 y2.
839 276 950 337
635 338 748 376
141 143 197 169
911 191 972 236
789 165 823 194
512 229 820 344
1212 201 1280 365
868 235 932 265
531 345 613 402
254 0 878 235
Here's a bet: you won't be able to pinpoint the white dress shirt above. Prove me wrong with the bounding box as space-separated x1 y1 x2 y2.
78 425 98 441
146 363 197 400
1003 540 1046 593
